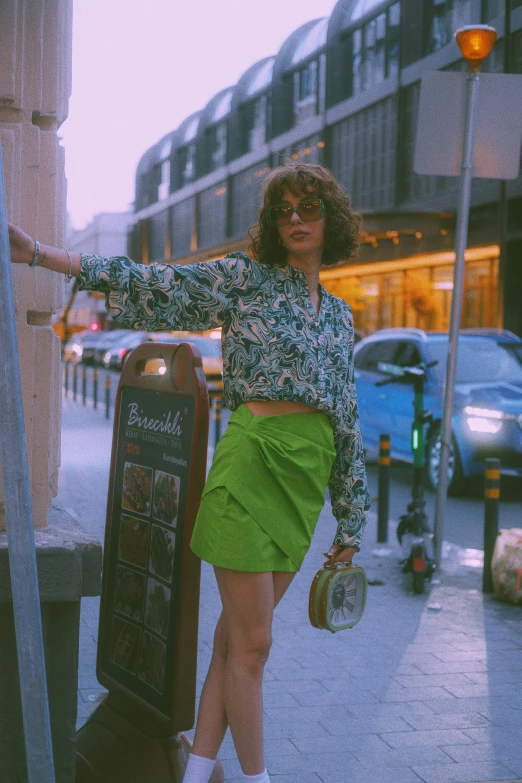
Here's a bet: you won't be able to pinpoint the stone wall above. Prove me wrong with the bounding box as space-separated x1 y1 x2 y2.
0 0 72 528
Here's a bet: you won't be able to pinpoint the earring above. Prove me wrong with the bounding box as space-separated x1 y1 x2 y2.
277 236 284 246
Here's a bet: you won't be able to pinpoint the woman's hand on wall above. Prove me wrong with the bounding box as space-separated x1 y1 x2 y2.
8 223 81 278
8 223 36 265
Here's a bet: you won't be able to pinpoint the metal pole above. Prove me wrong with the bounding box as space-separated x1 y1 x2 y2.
64 361 69 398
73 362 78 402
82 365 87 405
497 0 512 327
483 458 500 593
93 367 99 410
105 374 111 420
433 70 481 570
377 434 390 543
0 151 56 780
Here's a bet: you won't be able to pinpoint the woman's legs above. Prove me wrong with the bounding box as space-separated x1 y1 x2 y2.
191 570 295 772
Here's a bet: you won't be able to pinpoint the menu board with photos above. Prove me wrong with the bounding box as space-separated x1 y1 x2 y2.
100 385 195 718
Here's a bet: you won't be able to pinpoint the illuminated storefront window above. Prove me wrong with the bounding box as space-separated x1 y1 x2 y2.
320 249 499 334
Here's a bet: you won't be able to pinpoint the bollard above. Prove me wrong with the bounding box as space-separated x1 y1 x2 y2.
64 361 69 398
483 457 500 594
82 365 87 405
377 433 390 543
214 395 222 445
73 363 78 402
105 374 111 420
93 368 99 410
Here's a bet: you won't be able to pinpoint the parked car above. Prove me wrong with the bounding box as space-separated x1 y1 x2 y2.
353 327 522 493
144 333 223 390
87 329 134 366
65 329 108 364
63 330 90 363
102 330 148 371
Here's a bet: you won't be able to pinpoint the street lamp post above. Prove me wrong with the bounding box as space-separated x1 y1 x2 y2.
433 25 498 571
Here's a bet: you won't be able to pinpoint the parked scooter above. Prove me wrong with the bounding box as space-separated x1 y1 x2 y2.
376 360 438 594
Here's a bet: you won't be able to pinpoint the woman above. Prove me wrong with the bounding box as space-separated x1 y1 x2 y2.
9 162 370 783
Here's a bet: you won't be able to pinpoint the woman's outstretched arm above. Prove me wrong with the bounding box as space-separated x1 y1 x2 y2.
8 223 81 278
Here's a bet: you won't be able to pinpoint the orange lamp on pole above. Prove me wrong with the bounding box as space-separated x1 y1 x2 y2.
455 24 497 71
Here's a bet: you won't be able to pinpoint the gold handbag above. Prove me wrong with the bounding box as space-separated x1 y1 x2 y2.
309 558 368 633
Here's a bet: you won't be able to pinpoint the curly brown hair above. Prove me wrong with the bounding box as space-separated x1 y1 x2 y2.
248 163 361 267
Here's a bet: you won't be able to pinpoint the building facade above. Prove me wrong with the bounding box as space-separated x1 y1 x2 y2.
128 0 522 337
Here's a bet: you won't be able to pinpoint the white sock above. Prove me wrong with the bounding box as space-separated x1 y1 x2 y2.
243 770 270 783
182 752 216 783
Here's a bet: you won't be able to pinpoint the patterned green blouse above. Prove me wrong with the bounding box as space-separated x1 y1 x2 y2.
78 251 370 550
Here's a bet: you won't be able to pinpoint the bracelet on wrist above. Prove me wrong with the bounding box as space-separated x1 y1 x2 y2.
29 239 40 268
65 249 73 282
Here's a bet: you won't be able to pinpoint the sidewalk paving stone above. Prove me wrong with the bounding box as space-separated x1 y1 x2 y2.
351 745 454 767
402 713 492 731
411 761 520 783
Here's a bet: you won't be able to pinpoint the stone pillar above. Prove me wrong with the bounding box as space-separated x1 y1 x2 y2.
0 4 103 781
0 0 72 529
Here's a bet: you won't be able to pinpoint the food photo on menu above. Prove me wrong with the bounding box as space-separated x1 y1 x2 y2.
114 565 146 622
110 617 141 675
118 514 150 569
122 462 153 516
138 630 166 694
144 577 171 639
149 524 175 583
153 470 180 526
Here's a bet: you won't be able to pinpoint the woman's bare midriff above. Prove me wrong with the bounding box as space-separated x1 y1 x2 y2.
245 400 320 416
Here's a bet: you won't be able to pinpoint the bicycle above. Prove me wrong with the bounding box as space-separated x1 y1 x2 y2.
376 360 438 594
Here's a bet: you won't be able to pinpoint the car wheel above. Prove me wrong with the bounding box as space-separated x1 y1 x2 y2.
426 427 466 495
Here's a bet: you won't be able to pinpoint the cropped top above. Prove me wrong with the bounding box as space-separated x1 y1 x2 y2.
78 251 371 549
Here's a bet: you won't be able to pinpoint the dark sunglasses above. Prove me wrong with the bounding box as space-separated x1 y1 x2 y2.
266 198 325 227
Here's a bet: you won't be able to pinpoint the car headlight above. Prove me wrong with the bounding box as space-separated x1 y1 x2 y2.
463 405 516 434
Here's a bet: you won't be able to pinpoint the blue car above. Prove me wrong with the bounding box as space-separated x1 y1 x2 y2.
353 328 522 493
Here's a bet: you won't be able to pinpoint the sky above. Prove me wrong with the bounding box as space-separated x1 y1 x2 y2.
61 0 340 231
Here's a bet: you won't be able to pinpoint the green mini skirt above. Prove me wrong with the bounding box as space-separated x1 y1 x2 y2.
190 404 336 572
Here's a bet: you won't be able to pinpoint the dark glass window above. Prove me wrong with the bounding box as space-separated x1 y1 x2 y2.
354 340 402 372
395 341 422 368
424 0 472 57
363 14 386 88
197 183 228 249
339 33 354 100
331 96 397 210
387 2 401 78
229 163 269 238
148 210 168 262
514 30 522 74
299 60 318 100
205 123 227 172
353 28 363 95
397 83 442 204
349 4 401 98
170 198 196 257
241 95 268 153
158 159 170 201
481 0 503 20
178 144 196 186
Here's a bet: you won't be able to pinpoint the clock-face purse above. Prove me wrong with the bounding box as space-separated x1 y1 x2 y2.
309 560 368 633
